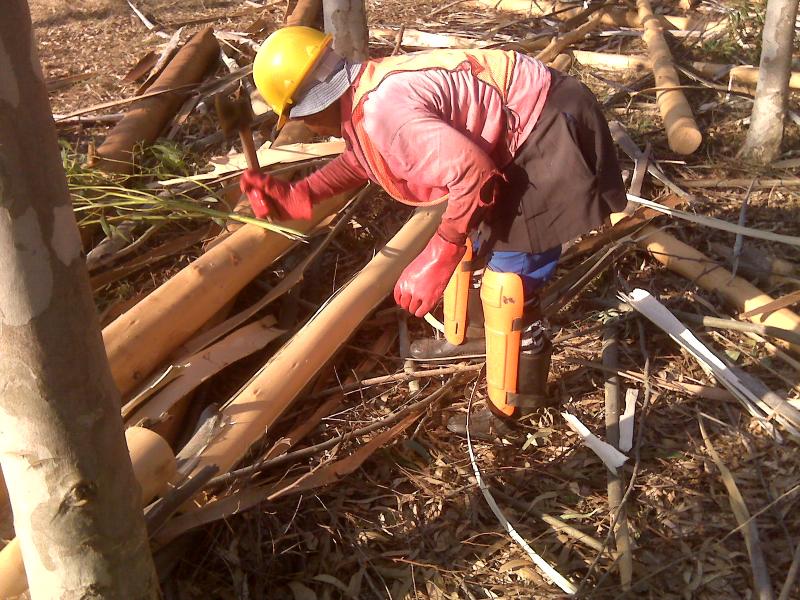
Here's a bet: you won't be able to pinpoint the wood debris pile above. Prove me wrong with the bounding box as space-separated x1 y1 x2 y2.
4 0 800 597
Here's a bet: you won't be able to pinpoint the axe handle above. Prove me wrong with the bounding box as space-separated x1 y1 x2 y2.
238 126 260 171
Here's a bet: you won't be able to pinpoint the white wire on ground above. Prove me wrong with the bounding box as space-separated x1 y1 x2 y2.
465 376 577 596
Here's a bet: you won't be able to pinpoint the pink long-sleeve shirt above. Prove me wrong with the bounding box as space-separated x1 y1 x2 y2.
315 52 552 245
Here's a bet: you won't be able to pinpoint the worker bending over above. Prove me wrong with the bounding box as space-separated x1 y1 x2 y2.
241 27 626 436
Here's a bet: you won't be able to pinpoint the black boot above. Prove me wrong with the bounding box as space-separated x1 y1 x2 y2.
446 340 556 440
508 339 557 412
410 337 485 359
410 288 485 359
446 406 521 442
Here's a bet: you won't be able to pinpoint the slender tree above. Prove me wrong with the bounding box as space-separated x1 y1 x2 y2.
0 2 159 598
739 0 800 163
323 0 369 61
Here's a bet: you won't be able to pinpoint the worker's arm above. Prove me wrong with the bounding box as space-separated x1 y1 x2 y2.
371 111 501 316
240 150 369 220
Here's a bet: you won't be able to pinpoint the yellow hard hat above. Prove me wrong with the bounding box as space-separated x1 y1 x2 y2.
253 26 333 128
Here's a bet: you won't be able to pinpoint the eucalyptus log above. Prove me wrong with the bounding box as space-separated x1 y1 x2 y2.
470 0 720 30
536 12 603 64
629 224 800 353
94 28 220 173
549 53 573 73
187 205 444 480
572 50 800 90
371 27 490 49
286 0 323 27
709 242 798 284
103 194 349 397
636 0 702 154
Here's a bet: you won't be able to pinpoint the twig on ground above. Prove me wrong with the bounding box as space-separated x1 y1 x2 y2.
311 362 484 398
206 380 457 489
602 322 633 591
778 543 800 600
579 318 653 597
730 178 757 279
392 24 405 55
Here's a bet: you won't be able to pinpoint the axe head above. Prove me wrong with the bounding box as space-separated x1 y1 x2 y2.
214 93 254 136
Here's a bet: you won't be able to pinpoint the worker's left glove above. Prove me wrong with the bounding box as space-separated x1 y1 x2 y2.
394 233 466 318
240 170 314 221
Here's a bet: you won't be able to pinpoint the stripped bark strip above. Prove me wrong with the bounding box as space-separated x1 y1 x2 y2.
740 289 800 319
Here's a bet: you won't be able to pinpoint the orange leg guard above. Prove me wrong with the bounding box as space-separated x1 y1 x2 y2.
480 269 524 416
443 239 473 345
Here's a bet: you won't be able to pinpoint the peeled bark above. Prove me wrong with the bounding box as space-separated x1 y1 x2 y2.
739 0 800 164
0 4 158 597
323 0 369 61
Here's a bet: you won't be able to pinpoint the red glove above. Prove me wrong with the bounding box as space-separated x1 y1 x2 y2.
239 153 368 222
394 233 466 318
240 170 314 221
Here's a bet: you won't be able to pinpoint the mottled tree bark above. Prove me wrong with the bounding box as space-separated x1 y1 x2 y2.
323 0 369 61
740 0 800 163
0 3 159 598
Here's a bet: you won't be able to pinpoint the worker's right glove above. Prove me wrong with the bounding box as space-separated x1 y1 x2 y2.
240 154 369 222
394 233 466 318
240 170 314 221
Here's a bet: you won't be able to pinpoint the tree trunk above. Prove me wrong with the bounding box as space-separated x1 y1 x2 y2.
739 0 800 163
0 3 159 598
323 0 369 61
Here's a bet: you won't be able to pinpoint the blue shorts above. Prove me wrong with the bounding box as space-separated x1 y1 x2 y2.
485 245 561 299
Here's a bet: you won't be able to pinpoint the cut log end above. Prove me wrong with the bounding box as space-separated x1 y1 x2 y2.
125 427 178 504
550 53 573 73
665 120 703 155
